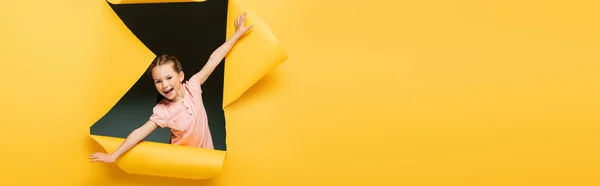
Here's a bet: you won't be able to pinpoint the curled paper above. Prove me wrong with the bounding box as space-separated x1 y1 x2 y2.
91 0 287 180
91 135 226 179
223 0 289 107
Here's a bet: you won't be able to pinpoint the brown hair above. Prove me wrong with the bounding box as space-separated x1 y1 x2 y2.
147 54 183 79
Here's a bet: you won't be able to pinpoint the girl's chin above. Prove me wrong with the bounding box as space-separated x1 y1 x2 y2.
160 93 173 100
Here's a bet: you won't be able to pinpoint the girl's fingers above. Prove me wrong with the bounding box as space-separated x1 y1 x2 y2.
90 152 105 159
234 13 247 28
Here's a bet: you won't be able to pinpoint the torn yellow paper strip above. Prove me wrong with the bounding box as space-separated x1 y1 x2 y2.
91 135 226 180
222 0 288 108
107 0 206 4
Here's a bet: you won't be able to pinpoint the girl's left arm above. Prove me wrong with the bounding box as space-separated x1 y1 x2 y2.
193 12 253 85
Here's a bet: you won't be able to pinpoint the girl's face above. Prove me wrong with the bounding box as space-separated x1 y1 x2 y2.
151 64 185 102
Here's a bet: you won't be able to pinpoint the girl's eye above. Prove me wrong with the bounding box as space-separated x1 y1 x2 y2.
167 77 172 80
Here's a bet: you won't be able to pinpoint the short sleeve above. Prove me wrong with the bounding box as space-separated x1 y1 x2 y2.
187 73 203 96
149 104 169 128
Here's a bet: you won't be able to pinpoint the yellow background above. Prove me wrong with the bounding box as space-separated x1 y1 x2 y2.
1 0 599 186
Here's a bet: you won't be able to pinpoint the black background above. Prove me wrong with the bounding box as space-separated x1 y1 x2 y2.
90 0 229 151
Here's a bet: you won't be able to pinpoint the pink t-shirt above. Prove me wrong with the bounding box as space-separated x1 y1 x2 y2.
149 73 214 149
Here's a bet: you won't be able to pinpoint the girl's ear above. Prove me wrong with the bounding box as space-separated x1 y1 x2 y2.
179 71 185 82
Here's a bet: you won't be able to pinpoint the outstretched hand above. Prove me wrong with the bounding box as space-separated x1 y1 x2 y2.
234 12 253 36
89 152 116 163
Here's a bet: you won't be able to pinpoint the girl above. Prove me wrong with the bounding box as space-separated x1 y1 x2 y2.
90 12 253 164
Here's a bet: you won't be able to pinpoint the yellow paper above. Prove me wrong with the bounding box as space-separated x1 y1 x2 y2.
4 0 599 185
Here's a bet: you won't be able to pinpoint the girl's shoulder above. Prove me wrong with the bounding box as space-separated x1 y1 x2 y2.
152 99 172 113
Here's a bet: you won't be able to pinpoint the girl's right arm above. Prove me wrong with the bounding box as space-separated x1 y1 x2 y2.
89 120 159 163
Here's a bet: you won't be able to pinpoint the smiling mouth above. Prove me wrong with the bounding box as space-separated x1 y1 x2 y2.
164 88 174 95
